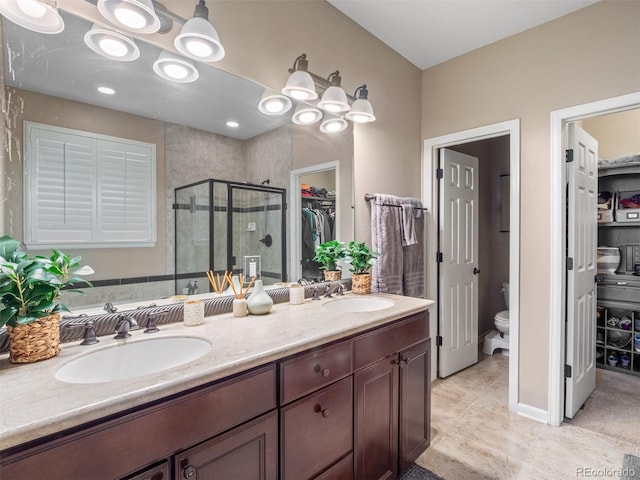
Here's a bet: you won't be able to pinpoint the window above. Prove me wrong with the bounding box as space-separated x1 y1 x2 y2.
24 122 156 248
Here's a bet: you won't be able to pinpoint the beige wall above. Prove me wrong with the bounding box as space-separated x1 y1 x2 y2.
582 108 640 159
421 0 640 409
0 21 5 235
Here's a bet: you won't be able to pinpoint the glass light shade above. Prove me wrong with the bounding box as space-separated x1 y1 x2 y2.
318 86 350 113
0 0 64 34
320 114 348 134
97 0 160 34
174 17 225 62
282 71 318 101
84 26 140 62
345 98 376 123
153 51 199 83
291 104 323 125
258 90 292 115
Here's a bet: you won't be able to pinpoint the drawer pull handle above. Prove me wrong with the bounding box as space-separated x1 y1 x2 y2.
182 465 196 479
321 408 331 418
321 368 331 377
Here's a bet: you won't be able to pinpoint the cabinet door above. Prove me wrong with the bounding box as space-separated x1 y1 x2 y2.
354 357 398 480
399 340 431 473
281 377 353 480
174 411 278 480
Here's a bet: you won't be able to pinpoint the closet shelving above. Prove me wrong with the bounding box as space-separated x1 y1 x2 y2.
596 162 640 376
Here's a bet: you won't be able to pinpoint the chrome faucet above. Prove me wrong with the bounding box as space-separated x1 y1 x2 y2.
114 314 137 339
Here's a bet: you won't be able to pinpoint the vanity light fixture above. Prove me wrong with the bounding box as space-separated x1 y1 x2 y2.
345 85 376 123
319 113 348 134
281 54 318 101
317 71 350 114
84 25 140 62
174 0 225 63
0 0 65 34
258 89 293 116
278 53 376 132
97 0 160 34
291 103 323 125
153 51 199 83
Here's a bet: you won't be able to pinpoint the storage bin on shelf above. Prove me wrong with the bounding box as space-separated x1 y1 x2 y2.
615 190 640 222
597 191 614 223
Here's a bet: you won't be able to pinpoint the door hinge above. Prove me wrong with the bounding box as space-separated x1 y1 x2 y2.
566 149 574 163
436 168 444 180
436 251 443 263
436 335 443 347
564 364 572 378
567 257 574 270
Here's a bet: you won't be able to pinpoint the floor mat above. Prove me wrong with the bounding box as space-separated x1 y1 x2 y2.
400 463 444 480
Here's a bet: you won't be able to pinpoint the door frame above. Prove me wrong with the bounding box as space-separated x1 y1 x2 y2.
548 91 640 427
289 161 339 281
423 119 520 413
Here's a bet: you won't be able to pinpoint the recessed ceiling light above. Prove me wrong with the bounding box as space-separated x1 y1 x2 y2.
98 86 116 95
226 121 239 128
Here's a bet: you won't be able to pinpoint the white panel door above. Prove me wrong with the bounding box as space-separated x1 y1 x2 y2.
439 148 479 378
565 123 598 418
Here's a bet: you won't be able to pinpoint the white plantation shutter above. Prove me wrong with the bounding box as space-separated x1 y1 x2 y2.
24 122 156 248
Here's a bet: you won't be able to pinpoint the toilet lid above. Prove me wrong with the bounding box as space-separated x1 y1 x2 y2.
495 310 509 322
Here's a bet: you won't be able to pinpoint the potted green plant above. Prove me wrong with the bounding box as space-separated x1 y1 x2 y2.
313 240 346 282
344 241 381 294
0 235 94 364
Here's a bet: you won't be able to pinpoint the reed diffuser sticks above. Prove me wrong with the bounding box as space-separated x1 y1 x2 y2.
206 271 228 293
224 272 256 299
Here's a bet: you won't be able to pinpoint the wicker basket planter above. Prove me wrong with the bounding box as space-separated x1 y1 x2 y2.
323 270 342 282
351 273 372 295
6 313 61 364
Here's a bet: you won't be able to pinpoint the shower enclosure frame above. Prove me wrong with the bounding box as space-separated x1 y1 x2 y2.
174 179 287 293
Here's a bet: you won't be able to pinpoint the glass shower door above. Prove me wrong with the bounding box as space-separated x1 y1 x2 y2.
229 184 285 285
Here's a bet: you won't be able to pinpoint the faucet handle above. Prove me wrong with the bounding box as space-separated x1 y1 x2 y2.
311 286 321 301
144 309 169 333
104 302 118 313
64 316 99 345
336 283 345 296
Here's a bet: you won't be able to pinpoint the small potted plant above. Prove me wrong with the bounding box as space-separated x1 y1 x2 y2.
344 241 380 294
0 236 94 364
313 240 346 282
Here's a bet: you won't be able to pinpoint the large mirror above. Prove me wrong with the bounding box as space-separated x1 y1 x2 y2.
1 4 354 311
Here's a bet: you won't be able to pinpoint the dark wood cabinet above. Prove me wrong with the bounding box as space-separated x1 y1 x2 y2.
354 355 399 480
399 340 431 472
174 411 278 480
1 309 430 480
280 377 353 480
353 313 431 480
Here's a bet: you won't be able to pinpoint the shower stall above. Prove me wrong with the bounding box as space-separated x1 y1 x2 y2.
174 179 287 294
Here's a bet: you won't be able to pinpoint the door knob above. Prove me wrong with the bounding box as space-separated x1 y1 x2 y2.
473 268 481 275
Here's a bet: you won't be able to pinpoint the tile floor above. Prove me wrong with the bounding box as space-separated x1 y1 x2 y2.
417 353 640 479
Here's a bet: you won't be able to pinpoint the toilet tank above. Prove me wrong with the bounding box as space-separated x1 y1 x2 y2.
502 282 510 309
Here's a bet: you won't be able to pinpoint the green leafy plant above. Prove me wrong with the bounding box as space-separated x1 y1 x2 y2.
0 236 94 328
313 240 346 271
344 241 381 275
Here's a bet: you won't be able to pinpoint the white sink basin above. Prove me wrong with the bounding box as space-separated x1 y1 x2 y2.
55 337 211 384
323 296 394 313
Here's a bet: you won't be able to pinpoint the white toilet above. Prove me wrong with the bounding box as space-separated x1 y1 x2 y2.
482 282 510 356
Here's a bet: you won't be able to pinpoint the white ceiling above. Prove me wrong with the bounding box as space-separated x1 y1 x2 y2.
328 0 599 70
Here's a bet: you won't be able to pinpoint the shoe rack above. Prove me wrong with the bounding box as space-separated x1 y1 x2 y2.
596 302 640 376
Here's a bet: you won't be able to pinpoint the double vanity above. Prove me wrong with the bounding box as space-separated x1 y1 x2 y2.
0 292 433 480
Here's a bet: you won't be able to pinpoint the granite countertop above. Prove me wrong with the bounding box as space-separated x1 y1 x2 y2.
0 292 433 451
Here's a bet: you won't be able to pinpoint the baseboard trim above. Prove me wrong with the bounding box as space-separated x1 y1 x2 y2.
516 403 549 424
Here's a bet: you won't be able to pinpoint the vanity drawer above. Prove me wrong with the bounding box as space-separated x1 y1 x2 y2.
280 339 353 404
354 311 429 370
281 376 353 480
